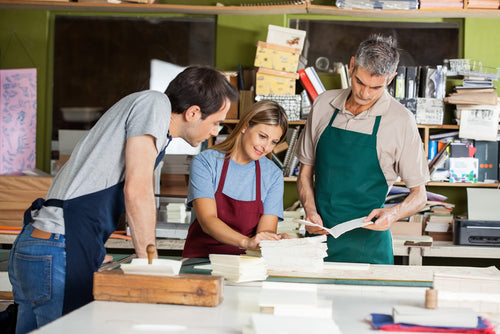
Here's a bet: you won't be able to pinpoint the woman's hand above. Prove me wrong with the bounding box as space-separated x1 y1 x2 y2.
243 231 282 250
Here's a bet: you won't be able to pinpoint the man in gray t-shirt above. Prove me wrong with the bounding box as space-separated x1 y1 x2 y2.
8 66 238 333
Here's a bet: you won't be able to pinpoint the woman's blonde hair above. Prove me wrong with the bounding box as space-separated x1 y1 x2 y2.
211 100 288 158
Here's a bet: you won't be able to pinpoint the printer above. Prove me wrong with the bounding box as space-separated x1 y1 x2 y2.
454 188 500 247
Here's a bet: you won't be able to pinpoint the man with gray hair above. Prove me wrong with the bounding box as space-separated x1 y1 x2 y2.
295 34 429 264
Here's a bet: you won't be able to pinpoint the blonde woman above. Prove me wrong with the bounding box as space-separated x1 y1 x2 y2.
182 100 290 258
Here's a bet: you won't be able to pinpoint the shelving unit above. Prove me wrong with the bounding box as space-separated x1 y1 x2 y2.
0 0 499 18
280 122 500 190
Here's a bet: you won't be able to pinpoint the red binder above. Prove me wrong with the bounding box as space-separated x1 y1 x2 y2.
298 68 318 101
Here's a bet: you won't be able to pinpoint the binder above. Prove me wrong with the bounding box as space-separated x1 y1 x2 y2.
304 67 325 96
298 69 318 100
405 66 418 98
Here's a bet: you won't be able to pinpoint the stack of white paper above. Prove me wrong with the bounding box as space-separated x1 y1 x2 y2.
166 202 187 223
392 305 479 328
246 313 342 334
208 254 268 282
258 282 333 319
259 235 327 272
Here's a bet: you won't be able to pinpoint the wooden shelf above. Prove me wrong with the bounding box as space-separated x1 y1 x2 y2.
1 0 499 18
0 1 308 14
425 181 500 187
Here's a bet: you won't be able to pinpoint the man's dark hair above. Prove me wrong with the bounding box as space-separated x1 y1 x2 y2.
165 65 239 119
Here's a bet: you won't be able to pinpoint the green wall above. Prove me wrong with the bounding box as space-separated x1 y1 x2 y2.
1 9 499 187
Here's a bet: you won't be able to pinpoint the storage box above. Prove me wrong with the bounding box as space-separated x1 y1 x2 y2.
0 68 37 175
255 68 298 96
0 172 53 227
266 25 307 53
255 94 302 121
449 157 478 183
254 41 301 73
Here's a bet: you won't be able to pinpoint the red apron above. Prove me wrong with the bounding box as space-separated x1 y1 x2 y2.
182 157 263 258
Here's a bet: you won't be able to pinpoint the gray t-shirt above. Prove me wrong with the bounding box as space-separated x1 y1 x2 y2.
33 90 172 234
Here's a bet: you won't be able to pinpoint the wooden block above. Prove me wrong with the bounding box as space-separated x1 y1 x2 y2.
93 271 224 307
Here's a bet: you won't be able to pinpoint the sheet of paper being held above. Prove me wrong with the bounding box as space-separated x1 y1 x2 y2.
293 217 373 238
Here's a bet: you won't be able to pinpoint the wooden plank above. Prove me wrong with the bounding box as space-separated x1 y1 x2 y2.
93 271 224 307
0 210 25 220
0 176 53 191
0 219 23 227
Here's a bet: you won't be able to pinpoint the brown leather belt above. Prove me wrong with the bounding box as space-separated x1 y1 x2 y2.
31 227 53 240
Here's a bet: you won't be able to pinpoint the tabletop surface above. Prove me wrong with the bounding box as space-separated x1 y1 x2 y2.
32 283 433 334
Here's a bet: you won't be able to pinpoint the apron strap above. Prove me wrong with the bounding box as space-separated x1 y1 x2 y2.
217 156 231 193
217 155 261 202
23 198 64 225
255 160 261 203
372 115 382 136
329 109 339 126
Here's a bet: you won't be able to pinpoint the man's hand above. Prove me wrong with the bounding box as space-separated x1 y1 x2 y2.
304 212 329 235
102 254 114 264
364 207 398 231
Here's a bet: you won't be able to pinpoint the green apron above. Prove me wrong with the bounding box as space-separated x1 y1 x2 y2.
314 109 393 264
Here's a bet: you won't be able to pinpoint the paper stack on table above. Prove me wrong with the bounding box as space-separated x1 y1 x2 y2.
259 235 327 272
392 305 479 328
208 254 268 282
166 202 187 223
245 282 341 334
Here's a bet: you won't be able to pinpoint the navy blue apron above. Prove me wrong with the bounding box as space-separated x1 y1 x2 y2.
25 150 166 314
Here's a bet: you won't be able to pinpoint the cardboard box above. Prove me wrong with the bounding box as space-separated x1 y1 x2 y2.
390 220 423 236
254 41 301 73
255 68 298 96
0 172 53 227
0 68 37 175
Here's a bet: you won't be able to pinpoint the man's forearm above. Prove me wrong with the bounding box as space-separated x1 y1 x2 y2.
125 192 157 258
391 184 427 221
297 165 317 216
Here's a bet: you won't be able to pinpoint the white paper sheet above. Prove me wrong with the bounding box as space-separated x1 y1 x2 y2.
294 217 373 238
120 258 182 276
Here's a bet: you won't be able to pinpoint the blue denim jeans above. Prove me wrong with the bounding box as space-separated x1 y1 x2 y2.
8 224 66 334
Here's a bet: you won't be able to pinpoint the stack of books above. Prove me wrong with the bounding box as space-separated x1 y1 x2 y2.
208 254 268 282
466 0 500 8
419 0 464 8
424 202 455 241
445 59 499 112
259 235 327 273
336 0 418 10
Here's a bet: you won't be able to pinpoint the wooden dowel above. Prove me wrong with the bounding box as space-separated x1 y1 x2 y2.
425 288 438 309
147 244 156 264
